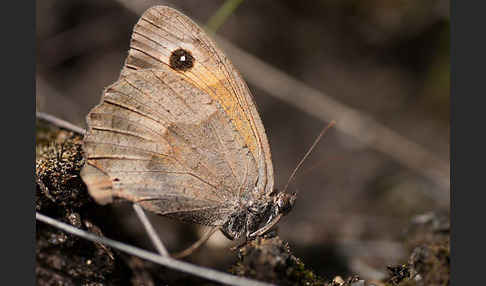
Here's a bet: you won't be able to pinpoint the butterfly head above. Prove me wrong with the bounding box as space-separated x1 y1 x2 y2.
273 191 297 216
247 191 297 238
220 191 296 241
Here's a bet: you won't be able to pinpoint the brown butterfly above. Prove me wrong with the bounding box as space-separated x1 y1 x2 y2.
80 6 296 247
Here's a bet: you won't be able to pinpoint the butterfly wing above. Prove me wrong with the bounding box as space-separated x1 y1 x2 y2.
121 6 274 196
82 67 263 225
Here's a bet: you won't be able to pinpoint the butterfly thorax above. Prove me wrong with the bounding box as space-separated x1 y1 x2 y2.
220 192 296 240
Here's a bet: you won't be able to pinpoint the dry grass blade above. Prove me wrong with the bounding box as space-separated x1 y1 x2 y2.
36 212 275 286
36 111 86 135
133 203 169 257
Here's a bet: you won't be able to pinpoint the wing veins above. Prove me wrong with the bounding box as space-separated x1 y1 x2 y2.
113 170 219 191
90 126 157 142
91 112 166 137
151 70 242 188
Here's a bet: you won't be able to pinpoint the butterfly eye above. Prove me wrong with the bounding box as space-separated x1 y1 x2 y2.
169 48 195 71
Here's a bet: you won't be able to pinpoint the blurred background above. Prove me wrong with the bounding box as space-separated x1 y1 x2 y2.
36 0 449 281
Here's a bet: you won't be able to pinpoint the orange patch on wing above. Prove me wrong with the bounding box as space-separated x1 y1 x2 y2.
182 62 258 157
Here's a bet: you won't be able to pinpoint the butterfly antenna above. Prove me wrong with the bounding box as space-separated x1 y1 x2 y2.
283 120 336 193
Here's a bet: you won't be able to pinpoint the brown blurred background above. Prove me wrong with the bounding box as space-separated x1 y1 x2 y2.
36 0 449 281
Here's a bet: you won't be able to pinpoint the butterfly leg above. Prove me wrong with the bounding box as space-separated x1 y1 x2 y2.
172 226 220 259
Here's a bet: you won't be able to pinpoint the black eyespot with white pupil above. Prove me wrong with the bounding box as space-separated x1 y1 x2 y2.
169 48 194 71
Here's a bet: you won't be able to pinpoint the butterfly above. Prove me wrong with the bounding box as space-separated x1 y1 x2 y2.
80 5 296 246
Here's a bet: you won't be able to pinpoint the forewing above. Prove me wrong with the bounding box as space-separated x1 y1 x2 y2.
120 6 274 195
81 68 259 225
